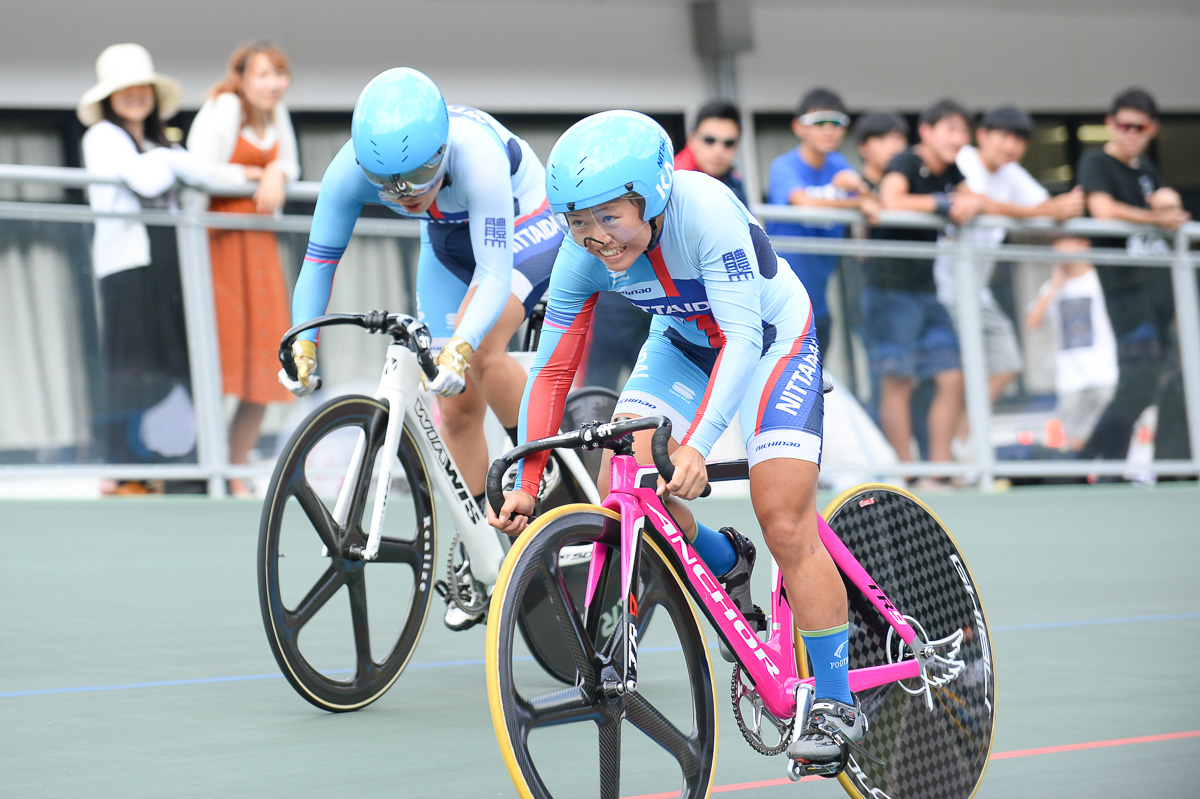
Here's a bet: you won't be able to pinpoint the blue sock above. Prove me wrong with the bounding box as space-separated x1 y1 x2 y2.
799 624 853 704
692 522 736 575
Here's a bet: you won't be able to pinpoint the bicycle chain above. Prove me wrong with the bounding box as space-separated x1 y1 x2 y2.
443 532 489 615
731 664 794 756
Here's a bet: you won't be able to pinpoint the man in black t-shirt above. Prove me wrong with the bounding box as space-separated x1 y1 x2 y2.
1076 87 1192 464
864 99 984 476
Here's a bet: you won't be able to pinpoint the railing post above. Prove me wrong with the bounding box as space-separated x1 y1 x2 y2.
176 188 228 496
1171 227 1200 472
951 225 996 490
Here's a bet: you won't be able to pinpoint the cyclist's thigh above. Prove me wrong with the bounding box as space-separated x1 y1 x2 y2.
739 329 824 469
615 331 710 440
417 222 472 346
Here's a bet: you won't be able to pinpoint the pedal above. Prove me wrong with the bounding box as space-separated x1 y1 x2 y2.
789 757 846 779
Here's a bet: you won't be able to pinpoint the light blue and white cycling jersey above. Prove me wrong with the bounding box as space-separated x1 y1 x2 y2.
292 106 556 347
515 170 822 494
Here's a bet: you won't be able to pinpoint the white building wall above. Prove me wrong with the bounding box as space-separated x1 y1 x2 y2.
4 0 1197 114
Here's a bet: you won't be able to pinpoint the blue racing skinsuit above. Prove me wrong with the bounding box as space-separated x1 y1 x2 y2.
292 106 561 347
514 170 823 494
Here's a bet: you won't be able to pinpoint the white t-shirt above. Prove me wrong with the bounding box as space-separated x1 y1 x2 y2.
935 145 1050 305
1039 268 1119 393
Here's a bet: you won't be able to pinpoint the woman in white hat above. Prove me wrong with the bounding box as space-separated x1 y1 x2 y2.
79 43 210 493
187 40 299 495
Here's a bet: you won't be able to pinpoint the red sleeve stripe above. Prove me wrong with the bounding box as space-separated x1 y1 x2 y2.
519 294 598 493
754 309 813 434
680 347 725 448
647 247 680 298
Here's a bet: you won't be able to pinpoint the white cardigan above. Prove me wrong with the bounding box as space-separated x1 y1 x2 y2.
82 121 210 278
186 93 300 186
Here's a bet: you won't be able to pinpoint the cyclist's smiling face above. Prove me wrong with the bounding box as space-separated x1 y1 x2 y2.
565 198 652 272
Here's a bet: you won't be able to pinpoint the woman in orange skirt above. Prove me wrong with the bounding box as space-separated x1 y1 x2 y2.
188 40 298 495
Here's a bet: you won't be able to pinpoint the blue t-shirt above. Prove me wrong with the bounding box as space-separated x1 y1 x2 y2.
765 148 851 321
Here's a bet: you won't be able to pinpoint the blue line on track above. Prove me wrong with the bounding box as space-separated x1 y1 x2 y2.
3 615 1196 699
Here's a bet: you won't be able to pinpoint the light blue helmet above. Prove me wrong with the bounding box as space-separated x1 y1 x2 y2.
351 67 449 198
545 110 674 220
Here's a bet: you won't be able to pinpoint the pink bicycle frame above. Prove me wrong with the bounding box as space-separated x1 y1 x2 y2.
583 454 923 721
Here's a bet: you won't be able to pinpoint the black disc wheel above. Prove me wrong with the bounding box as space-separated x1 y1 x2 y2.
258 396 437 712
488 506 717 799
803 485 996 799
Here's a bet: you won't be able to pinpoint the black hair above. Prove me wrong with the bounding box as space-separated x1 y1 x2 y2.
1109 87 1159 120
919 98 971 129
101 95 174 149
853 112 909 146
797 87 846 117
694 99 742 134
978 106 1033 140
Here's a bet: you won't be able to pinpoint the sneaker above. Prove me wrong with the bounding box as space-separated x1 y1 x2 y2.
787 696 868 766
716 527 766 662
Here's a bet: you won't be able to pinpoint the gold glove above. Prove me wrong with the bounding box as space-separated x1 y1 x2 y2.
436 336 474 376
427 336 474 397
293 339 317 389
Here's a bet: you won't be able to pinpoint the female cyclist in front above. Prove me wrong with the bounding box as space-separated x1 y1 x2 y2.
489 110 865 765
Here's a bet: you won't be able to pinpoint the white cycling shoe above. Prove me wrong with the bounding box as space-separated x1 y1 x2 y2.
787 696 869 766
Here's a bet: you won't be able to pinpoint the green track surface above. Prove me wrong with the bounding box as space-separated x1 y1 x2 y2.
1 484 1197 798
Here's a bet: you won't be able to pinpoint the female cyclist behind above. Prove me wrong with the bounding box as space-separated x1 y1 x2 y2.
489 111 865 766
283 68 563 630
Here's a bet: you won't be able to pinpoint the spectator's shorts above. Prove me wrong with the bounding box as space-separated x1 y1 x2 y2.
942 300 1024 376
862 286 961 379
1058 385 1116 443
416 205 560 344
615 326 824 468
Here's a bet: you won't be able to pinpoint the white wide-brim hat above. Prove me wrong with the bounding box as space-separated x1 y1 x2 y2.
77 43 183 127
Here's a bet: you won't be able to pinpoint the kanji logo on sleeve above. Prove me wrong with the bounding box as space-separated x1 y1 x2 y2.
484 217 506 247
721 248 754 281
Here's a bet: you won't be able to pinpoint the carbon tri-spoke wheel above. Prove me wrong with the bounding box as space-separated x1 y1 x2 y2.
804 485 996 799
258 396 436 712
488 506 717 799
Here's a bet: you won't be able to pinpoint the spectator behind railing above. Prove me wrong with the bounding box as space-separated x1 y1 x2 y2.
187 40 299 496
869 99 984 484
674 100 748 205
78 43 210 495
766 88 876 354
1075 87 1193 469
1024 237 1118 452
853 113 908 194
931 105 1085 455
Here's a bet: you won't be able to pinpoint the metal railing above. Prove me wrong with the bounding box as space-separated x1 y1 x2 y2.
1 162 1197 493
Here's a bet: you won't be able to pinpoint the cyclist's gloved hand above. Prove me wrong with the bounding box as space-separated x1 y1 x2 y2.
278 339 319 397
489 490 536 537
425 336 473 397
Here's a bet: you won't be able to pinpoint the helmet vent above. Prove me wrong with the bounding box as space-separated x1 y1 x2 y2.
575 180 583 187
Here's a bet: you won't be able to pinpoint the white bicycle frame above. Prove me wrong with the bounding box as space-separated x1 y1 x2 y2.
330 342 598 585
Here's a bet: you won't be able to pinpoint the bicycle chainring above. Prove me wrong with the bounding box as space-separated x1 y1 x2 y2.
731 664 794 756
445 532 489 615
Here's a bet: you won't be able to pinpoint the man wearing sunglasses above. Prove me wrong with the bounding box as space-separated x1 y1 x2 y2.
674 100 748 205
1075 87 1192 467
767 88 875 354
285 68 562 629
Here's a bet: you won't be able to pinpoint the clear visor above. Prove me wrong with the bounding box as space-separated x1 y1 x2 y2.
361 144 447 199
553 195 650 250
